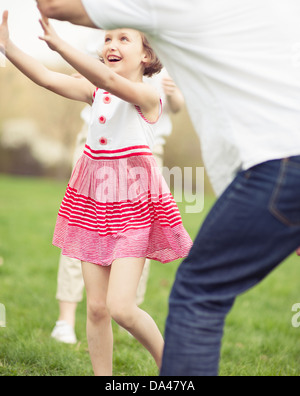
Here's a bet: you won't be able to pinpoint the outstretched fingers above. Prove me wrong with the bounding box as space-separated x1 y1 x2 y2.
39 15 50 36
38 15 55 47
1 10 9 26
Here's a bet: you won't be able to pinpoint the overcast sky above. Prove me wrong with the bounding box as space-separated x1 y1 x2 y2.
0 0 103 65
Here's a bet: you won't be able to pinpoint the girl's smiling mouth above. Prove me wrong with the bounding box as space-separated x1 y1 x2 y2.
107 55 122 63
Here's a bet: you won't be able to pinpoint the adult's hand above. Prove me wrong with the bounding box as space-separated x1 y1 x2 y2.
35 0 96 27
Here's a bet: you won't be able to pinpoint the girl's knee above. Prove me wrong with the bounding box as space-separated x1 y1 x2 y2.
107 298 136 329
87 299 110 324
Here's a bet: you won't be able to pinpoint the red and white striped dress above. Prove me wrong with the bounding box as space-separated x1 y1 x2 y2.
53 89 193 266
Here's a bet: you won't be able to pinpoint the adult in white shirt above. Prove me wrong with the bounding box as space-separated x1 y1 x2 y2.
37 0 300 376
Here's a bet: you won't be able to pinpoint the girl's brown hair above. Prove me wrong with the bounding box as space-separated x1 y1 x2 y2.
141 34 163 78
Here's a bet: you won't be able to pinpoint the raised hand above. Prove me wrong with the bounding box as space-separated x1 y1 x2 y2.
0 11 9 54
38 13 64 52
162 76 178 97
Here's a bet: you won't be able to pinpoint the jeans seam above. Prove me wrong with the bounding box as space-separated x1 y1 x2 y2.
268 159 300 227
200 188 233 232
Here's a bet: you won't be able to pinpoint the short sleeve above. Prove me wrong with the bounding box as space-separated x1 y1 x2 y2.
81 0 156 33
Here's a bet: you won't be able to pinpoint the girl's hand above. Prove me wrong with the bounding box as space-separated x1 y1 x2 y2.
162 76 178 97
38 14 63 52
0 11 9 53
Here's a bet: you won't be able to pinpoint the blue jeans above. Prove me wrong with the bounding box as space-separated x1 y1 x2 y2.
160 156 300 376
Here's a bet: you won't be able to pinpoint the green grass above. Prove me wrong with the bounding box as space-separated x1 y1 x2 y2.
0 174 300 376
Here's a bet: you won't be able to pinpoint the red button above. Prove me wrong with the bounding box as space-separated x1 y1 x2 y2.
103 95 111 104
99 137 108 145
99 116 106 124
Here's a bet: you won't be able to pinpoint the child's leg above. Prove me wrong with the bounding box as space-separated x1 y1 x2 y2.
81 261 112 376
107 257 164 369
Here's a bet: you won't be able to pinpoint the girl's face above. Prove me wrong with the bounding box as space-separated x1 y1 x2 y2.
102 29 149 81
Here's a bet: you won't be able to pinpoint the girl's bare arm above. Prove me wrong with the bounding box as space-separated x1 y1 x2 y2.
39 17 160 116
0 11 94 104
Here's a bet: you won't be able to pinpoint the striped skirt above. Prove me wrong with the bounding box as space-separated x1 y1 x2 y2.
53 145 193 266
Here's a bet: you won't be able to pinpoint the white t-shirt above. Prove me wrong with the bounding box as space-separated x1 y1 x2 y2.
82 0 300 196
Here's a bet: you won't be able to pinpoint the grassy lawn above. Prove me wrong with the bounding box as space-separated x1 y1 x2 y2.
0 174 300 376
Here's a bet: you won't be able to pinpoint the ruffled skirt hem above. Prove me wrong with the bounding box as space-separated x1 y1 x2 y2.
53 215 192 266
52 152 193 266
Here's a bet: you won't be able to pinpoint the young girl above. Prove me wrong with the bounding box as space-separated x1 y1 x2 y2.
0 11 193 375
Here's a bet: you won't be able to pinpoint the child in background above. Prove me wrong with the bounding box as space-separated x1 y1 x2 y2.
0 11 192 375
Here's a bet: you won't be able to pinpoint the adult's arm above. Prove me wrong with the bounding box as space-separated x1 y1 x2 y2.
36 0 155 34
36 0 97 27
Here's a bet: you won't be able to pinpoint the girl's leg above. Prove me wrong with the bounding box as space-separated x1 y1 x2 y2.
107 257 164 369
81 261 112 376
